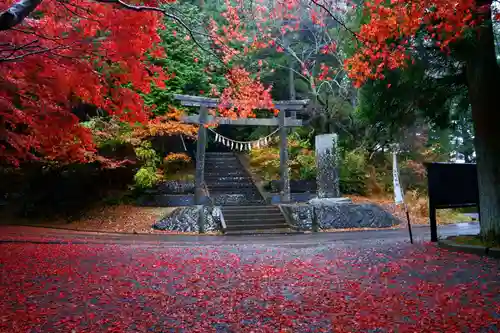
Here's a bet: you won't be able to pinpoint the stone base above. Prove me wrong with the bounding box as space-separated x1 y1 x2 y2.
308 197 352 205
281 202 401 231
438 239 488 256
137 194 210 207
153 206 222 233
157 180 195 194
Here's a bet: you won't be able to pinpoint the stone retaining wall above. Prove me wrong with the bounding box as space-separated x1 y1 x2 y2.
157 180 195 194
281 202 401 231
153 206 222 232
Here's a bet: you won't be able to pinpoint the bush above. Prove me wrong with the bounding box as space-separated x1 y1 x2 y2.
249 147 281 181
339 149 368 195
134 141 160 167
134 167 161 189
249 131 317 182
162 153 192 174
295 153 316 180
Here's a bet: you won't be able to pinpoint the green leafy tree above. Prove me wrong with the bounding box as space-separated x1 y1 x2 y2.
144 3 226 115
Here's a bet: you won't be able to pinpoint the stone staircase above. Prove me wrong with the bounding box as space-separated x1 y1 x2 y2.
205 152 264 206
221 205 291 235
204 152 292 234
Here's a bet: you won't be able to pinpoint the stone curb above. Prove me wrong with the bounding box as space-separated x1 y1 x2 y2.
438 239 500 258
489 248 500 259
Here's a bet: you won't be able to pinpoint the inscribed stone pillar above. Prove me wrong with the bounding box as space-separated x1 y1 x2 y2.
315 134 340 198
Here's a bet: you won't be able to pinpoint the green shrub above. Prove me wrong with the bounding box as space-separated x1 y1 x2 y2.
134 167 160 189
339 149 368 195
132 141 162 190
134 141 160 167
296 154 316 180
249 147 281 181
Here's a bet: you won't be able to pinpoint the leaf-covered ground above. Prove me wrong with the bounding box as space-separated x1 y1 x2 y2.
0 239 498 332
0 206 180 234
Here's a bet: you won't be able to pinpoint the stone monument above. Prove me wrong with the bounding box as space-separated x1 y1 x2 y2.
315 134 340 198
278 133 401 231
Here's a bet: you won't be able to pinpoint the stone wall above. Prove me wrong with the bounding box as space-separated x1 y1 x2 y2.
137 194 210 207
157 180 195 194
153 206 222 232
281 202 401 231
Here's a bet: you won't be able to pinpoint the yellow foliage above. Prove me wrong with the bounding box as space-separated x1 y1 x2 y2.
162 152 193 175
133 107 197 141
164 153 192 163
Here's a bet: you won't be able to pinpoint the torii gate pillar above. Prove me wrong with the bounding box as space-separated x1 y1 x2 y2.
194 106 208 205
278 109 290 203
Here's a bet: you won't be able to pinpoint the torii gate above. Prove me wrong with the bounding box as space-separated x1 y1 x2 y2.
174 94 309 205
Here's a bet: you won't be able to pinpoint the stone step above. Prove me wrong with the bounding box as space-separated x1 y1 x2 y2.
207 188 258 194
204 150 263 205
225 223 289 231
206 152 235 156
211 194 262 206
212 196 263 203
224 228 293 235
204 171 248 177
222 209 280 215
205 156 239 160
222 205 282 212
206 176 250 180
205 177 252 183
224 219 286 226
208 182 256 188
205 164 241 175
205 159 239 163
205 160 241 165
205 166 242 171
205 161 240 166
223 212 284 220
210 192 261 199
224 219 287 226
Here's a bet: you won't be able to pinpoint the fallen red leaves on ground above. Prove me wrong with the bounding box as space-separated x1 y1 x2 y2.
0 240 498 332
1 206 185 235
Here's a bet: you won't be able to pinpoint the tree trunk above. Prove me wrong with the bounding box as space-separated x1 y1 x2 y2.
465 4 500 240
0 0 43 31
289 65 296 100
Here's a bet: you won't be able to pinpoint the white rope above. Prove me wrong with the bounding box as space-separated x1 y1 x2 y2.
208 127 280 151
180 134 187 152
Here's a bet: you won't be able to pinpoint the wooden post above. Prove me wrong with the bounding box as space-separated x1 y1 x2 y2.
195 106 208 205
279 109 290 202
430 203 438 242
312 206 319 232
404 204 414 244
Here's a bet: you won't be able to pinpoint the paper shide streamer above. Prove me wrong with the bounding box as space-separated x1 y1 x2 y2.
209 127 280 152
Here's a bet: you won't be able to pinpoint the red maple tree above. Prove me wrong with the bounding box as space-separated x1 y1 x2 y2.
207 0 275 118
0 0 175 166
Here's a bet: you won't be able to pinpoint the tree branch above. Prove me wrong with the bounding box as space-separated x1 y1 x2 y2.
308 0 365 45
0 0 43 31
0 44 69 62
94 0 225 64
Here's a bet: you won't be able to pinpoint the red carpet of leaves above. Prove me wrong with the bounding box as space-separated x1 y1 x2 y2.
0 240 499 332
